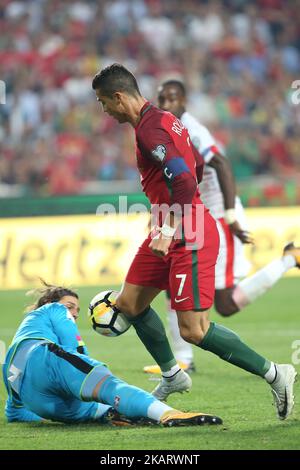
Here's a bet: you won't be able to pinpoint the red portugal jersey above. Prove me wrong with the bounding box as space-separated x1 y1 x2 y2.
135 102 205 221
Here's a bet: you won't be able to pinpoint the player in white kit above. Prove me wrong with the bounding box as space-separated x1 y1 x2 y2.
144 80 300 373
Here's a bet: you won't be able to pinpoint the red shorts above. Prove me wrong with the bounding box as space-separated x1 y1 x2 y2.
126 212 219 311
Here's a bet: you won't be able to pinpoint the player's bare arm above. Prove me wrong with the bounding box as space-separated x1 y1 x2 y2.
208 152 254 244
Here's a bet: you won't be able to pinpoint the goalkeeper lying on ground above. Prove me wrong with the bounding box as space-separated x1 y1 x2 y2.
2 281 222 427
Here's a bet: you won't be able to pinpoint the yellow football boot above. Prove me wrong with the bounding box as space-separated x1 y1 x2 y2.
143 361 196 375
160 410 222 427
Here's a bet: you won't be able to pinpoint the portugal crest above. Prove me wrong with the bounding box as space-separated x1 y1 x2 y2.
151 144 166 162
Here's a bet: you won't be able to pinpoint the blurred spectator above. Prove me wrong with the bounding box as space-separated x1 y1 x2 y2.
0 0 299 203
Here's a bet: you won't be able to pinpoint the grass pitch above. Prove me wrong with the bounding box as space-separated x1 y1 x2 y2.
0 278 299 450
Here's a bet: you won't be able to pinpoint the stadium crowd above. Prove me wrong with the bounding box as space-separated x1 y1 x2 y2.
0 0 299 202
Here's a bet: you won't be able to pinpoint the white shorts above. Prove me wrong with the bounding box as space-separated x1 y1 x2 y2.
215 199 251 290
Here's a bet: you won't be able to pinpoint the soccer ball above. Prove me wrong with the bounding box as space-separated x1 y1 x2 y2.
88 290 131 337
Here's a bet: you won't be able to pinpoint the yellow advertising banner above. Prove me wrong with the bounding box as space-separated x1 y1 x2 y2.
0 207 299 290
243 206 300 276
0 213 149 290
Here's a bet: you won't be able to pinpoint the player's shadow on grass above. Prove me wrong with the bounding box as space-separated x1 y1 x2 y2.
22 421 159 432
17 417 300 437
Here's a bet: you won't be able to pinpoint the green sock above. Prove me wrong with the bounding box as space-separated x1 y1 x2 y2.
128 306 177 372
200 322 270 377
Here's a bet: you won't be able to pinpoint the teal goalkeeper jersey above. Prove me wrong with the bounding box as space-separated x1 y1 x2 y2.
3 302 88 407
8 302 87 355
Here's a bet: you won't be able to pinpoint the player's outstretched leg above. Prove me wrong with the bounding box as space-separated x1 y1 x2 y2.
129 306 193 398
230 242 300 313
117 283 192 392
86 369 222 426
198 321 297 420
144 293 196 376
